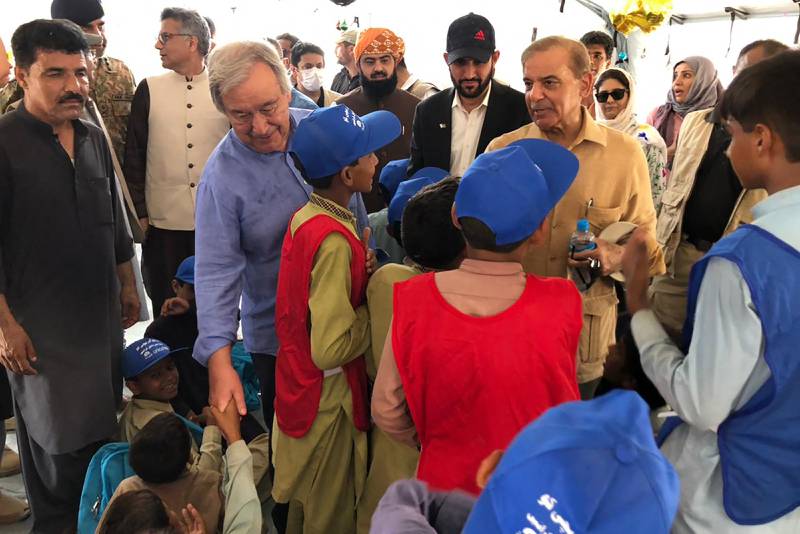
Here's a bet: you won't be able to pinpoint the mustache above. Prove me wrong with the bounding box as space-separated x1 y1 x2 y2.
369 72 387 79
59 92 84 104
458 78 481 84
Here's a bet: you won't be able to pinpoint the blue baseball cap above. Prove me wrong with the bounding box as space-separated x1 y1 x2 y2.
290 105 401 180
463 390 679 534
455 139 579 246
122 338 173 379
174 256 195 285
387 169 449 225
378 158 410 201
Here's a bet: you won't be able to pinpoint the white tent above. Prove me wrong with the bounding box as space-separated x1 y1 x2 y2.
2 0 797 115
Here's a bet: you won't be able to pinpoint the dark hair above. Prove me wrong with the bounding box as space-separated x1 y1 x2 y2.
290 42 325 67
11 19 88 70
161 7 211 56
276 33 300 47
402 176 465 269
737 39 789 61
129 413 191 484
458 217 530 253
720 50 800 162
203 16 216 38
289 152 359 190
97 490 173 534
594 68 630 92
580 31 614 58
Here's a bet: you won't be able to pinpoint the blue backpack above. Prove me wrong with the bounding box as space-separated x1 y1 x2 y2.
231 341 262 413
76 417 205 534
77 443 133 534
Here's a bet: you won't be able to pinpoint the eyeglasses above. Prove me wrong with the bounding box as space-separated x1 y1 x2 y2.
157 32 193 45
595 89 628 103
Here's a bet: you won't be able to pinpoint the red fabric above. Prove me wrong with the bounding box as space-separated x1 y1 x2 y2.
392 273 582 495
275 213 370 438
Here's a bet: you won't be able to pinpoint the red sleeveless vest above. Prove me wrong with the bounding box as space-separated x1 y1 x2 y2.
392 273 582 494
275 213 370 438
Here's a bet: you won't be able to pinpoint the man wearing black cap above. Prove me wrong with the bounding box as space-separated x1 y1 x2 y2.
407 13 529 177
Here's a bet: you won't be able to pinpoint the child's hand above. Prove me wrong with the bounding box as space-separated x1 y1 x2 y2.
362 227 377 275
177 504 206 534
210 399 242 445
201 406 216 428
161 297 191 317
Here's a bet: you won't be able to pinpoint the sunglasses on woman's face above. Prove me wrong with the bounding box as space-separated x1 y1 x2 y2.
595 89 628 103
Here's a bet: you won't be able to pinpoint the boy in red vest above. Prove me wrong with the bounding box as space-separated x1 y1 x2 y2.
373 138 583 495
272 104 401 533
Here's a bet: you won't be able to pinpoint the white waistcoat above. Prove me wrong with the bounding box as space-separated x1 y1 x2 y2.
145 70 229 231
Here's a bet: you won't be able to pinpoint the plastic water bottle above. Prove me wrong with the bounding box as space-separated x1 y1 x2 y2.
569 219 598 292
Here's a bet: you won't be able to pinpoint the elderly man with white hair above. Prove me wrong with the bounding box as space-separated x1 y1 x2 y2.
193 42 370 460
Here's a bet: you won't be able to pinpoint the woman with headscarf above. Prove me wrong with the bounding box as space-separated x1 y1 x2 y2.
647 56 723 168
596 68 667 212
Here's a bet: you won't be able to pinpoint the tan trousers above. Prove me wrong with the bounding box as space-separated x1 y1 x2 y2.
649 238 707 341
356 427 419 534
280 410 361 534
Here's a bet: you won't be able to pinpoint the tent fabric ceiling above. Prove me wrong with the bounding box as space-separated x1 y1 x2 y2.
593 0 798 19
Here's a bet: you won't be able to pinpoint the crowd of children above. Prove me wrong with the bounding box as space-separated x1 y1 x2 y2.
93 47 800 533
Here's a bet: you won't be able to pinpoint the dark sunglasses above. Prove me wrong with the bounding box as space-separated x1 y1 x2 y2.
595 89 628 103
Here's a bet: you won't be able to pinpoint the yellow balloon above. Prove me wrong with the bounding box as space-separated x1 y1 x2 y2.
610 0 673 36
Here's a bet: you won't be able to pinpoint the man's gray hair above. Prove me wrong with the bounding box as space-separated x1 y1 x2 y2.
161 7 211 56
208 41 291 113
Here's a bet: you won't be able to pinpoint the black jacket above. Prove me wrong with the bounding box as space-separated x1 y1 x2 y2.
408 80 531 176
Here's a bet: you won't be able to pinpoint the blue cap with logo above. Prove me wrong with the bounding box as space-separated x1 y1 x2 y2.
290 105 401 181
387 167 450 224
122 338 173 380
463 390 680 534
174 256 195 285
379 158 410 201
455 139 579 246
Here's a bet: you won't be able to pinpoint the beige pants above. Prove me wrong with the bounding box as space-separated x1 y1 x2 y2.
278 410 362 534
649 238 707 341
356 427 420 534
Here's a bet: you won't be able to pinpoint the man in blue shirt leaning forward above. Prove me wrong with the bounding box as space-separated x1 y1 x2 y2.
193 41 370 441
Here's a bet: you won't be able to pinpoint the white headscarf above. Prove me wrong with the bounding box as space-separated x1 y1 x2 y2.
595 67 639 137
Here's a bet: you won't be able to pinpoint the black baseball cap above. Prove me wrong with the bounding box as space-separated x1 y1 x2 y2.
446 13 495 64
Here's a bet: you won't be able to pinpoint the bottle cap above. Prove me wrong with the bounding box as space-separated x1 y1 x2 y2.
577 218 590 233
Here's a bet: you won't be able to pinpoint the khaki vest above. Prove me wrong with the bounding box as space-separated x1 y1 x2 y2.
145 70 229 231
656 109 766 273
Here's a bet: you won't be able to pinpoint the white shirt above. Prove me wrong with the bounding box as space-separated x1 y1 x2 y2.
632 184 800 533
449 84 491 176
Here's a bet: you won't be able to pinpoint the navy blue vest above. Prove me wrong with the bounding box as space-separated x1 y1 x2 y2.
659 225 800 525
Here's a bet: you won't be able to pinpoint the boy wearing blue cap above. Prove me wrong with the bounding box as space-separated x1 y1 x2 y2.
369 158 410 264
623 51 800 532
373 139 583 495
118 338 223 473
272 104 401 533
370 391 679 534
358 176 465 533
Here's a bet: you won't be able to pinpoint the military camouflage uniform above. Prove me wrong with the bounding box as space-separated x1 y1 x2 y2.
91 56 135 164
0 80 22 115
0 56 134 163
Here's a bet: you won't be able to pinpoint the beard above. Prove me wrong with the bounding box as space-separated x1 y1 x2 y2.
452 67 494 99
360 70 398 100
